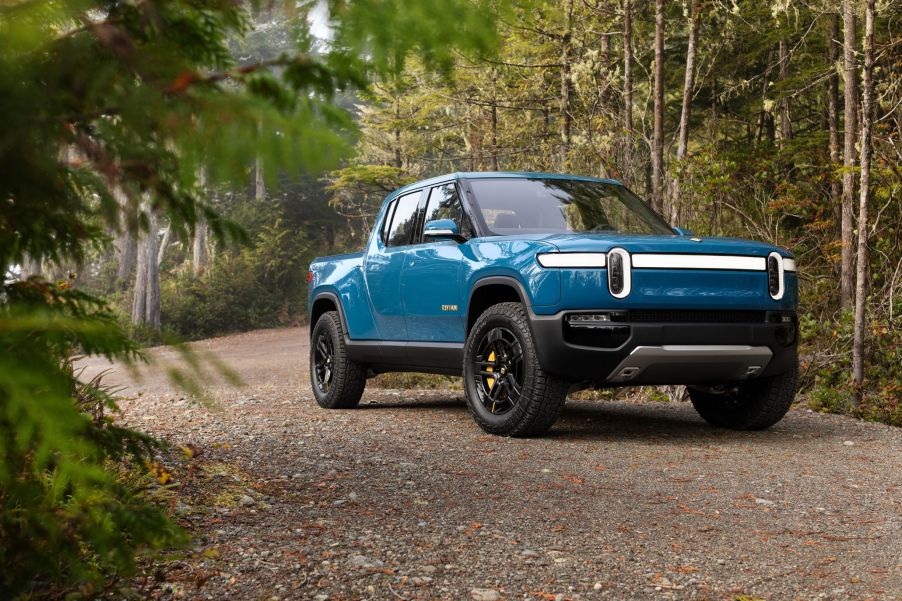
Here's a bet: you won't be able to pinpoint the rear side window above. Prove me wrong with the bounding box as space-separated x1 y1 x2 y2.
380 200 397 244
421 183 474 241
385 191 422 247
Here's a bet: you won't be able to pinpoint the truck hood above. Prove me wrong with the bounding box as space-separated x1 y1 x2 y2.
490 232 791 258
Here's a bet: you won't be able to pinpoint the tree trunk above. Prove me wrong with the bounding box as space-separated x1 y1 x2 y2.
622 0 633 181
254 156 265 201
852 0 875 408
755 49 776 144
491 69 499 171
132 204 160 329
193 168 209 277
465 104 475 171
840 0 858 308
116 231 137 284
670 0 698 225
113 187 137 285
144 210 161 329
490 103 499 171
157 224 172 267
560 0 574 170
193 212 208 277
651 0 665 214
20 255 41 279
778 38 792 141
394 96 402 169
132 234 148 325
827 13 841 241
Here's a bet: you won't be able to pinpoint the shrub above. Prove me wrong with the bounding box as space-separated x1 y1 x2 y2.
801 307 901 427
0 279 184 599
161 215 317 340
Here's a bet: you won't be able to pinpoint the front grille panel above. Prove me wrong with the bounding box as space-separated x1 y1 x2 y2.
626 310 766 323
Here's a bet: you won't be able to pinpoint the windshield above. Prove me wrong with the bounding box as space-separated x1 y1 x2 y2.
468 178 673 236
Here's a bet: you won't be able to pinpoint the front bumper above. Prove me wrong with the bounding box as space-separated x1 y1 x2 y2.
528 309 798 385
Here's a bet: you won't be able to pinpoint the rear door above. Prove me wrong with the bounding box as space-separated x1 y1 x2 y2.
363 190 424 340
400 183 474 342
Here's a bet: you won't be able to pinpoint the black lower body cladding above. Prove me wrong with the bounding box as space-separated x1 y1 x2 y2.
340 307 798 387
528 310 798 385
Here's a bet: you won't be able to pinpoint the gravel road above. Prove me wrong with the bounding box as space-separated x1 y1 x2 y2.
80 327 901 601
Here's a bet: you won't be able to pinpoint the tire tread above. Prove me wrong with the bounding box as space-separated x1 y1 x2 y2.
689 364 798 430
311 311 366 409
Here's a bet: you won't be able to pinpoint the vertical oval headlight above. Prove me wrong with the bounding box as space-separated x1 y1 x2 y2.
767 252 785 300
607 248 631 298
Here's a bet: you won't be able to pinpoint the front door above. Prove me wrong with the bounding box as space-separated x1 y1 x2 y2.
401 183 473 342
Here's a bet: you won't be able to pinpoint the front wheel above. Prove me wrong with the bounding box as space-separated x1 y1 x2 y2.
688 363 798 430
463 302 568 437
310 311 367 409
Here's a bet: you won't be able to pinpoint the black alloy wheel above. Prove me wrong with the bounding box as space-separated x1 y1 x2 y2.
462 302 568 436
473 326 524 415
313 331 335 394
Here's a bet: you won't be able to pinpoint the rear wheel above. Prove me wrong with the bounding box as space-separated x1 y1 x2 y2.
463 302 568 437
310 311 366 409
688 363 798 430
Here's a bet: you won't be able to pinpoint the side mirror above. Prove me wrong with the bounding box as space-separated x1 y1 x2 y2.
673 226 693 236
423 219 466 243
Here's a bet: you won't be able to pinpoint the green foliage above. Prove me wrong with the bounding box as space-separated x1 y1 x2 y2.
338 0 901 425
0 279 185 598
162 210 317 340
802 308 902 427
1 0 506 596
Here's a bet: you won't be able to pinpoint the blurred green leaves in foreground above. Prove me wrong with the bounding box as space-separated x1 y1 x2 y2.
0 0 500 596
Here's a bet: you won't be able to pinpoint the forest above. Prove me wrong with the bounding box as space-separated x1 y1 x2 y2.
78 0 899 424
0 0 899 596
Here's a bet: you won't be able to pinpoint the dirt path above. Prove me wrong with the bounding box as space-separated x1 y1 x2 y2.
80 327 901 601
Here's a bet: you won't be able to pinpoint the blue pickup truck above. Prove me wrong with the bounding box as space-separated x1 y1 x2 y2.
308 172 798 436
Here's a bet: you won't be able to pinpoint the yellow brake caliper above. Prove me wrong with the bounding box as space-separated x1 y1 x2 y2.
486 350 496 412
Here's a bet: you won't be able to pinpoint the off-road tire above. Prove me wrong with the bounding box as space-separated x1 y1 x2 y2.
463 302 568 437
688 363 798 430
310 311 367 409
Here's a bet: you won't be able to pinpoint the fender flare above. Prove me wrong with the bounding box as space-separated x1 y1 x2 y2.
466 275 543 341
310 291 350 338
467 275 533 311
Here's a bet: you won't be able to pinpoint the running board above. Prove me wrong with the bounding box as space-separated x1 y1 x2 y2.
605 345 773 385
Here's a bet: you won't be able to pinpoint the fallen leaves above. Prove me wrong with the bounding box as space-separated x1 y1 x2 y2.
463 522 484 538
146 460 173 485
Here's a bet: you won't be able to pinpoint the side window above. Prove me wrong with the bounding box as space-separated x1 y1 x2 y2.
385 191 422 247
422 184 474 242
380 200 397 244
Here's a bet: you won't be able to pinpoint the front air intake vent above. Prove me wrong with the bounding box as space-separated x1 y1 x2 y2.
628 310 766 323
